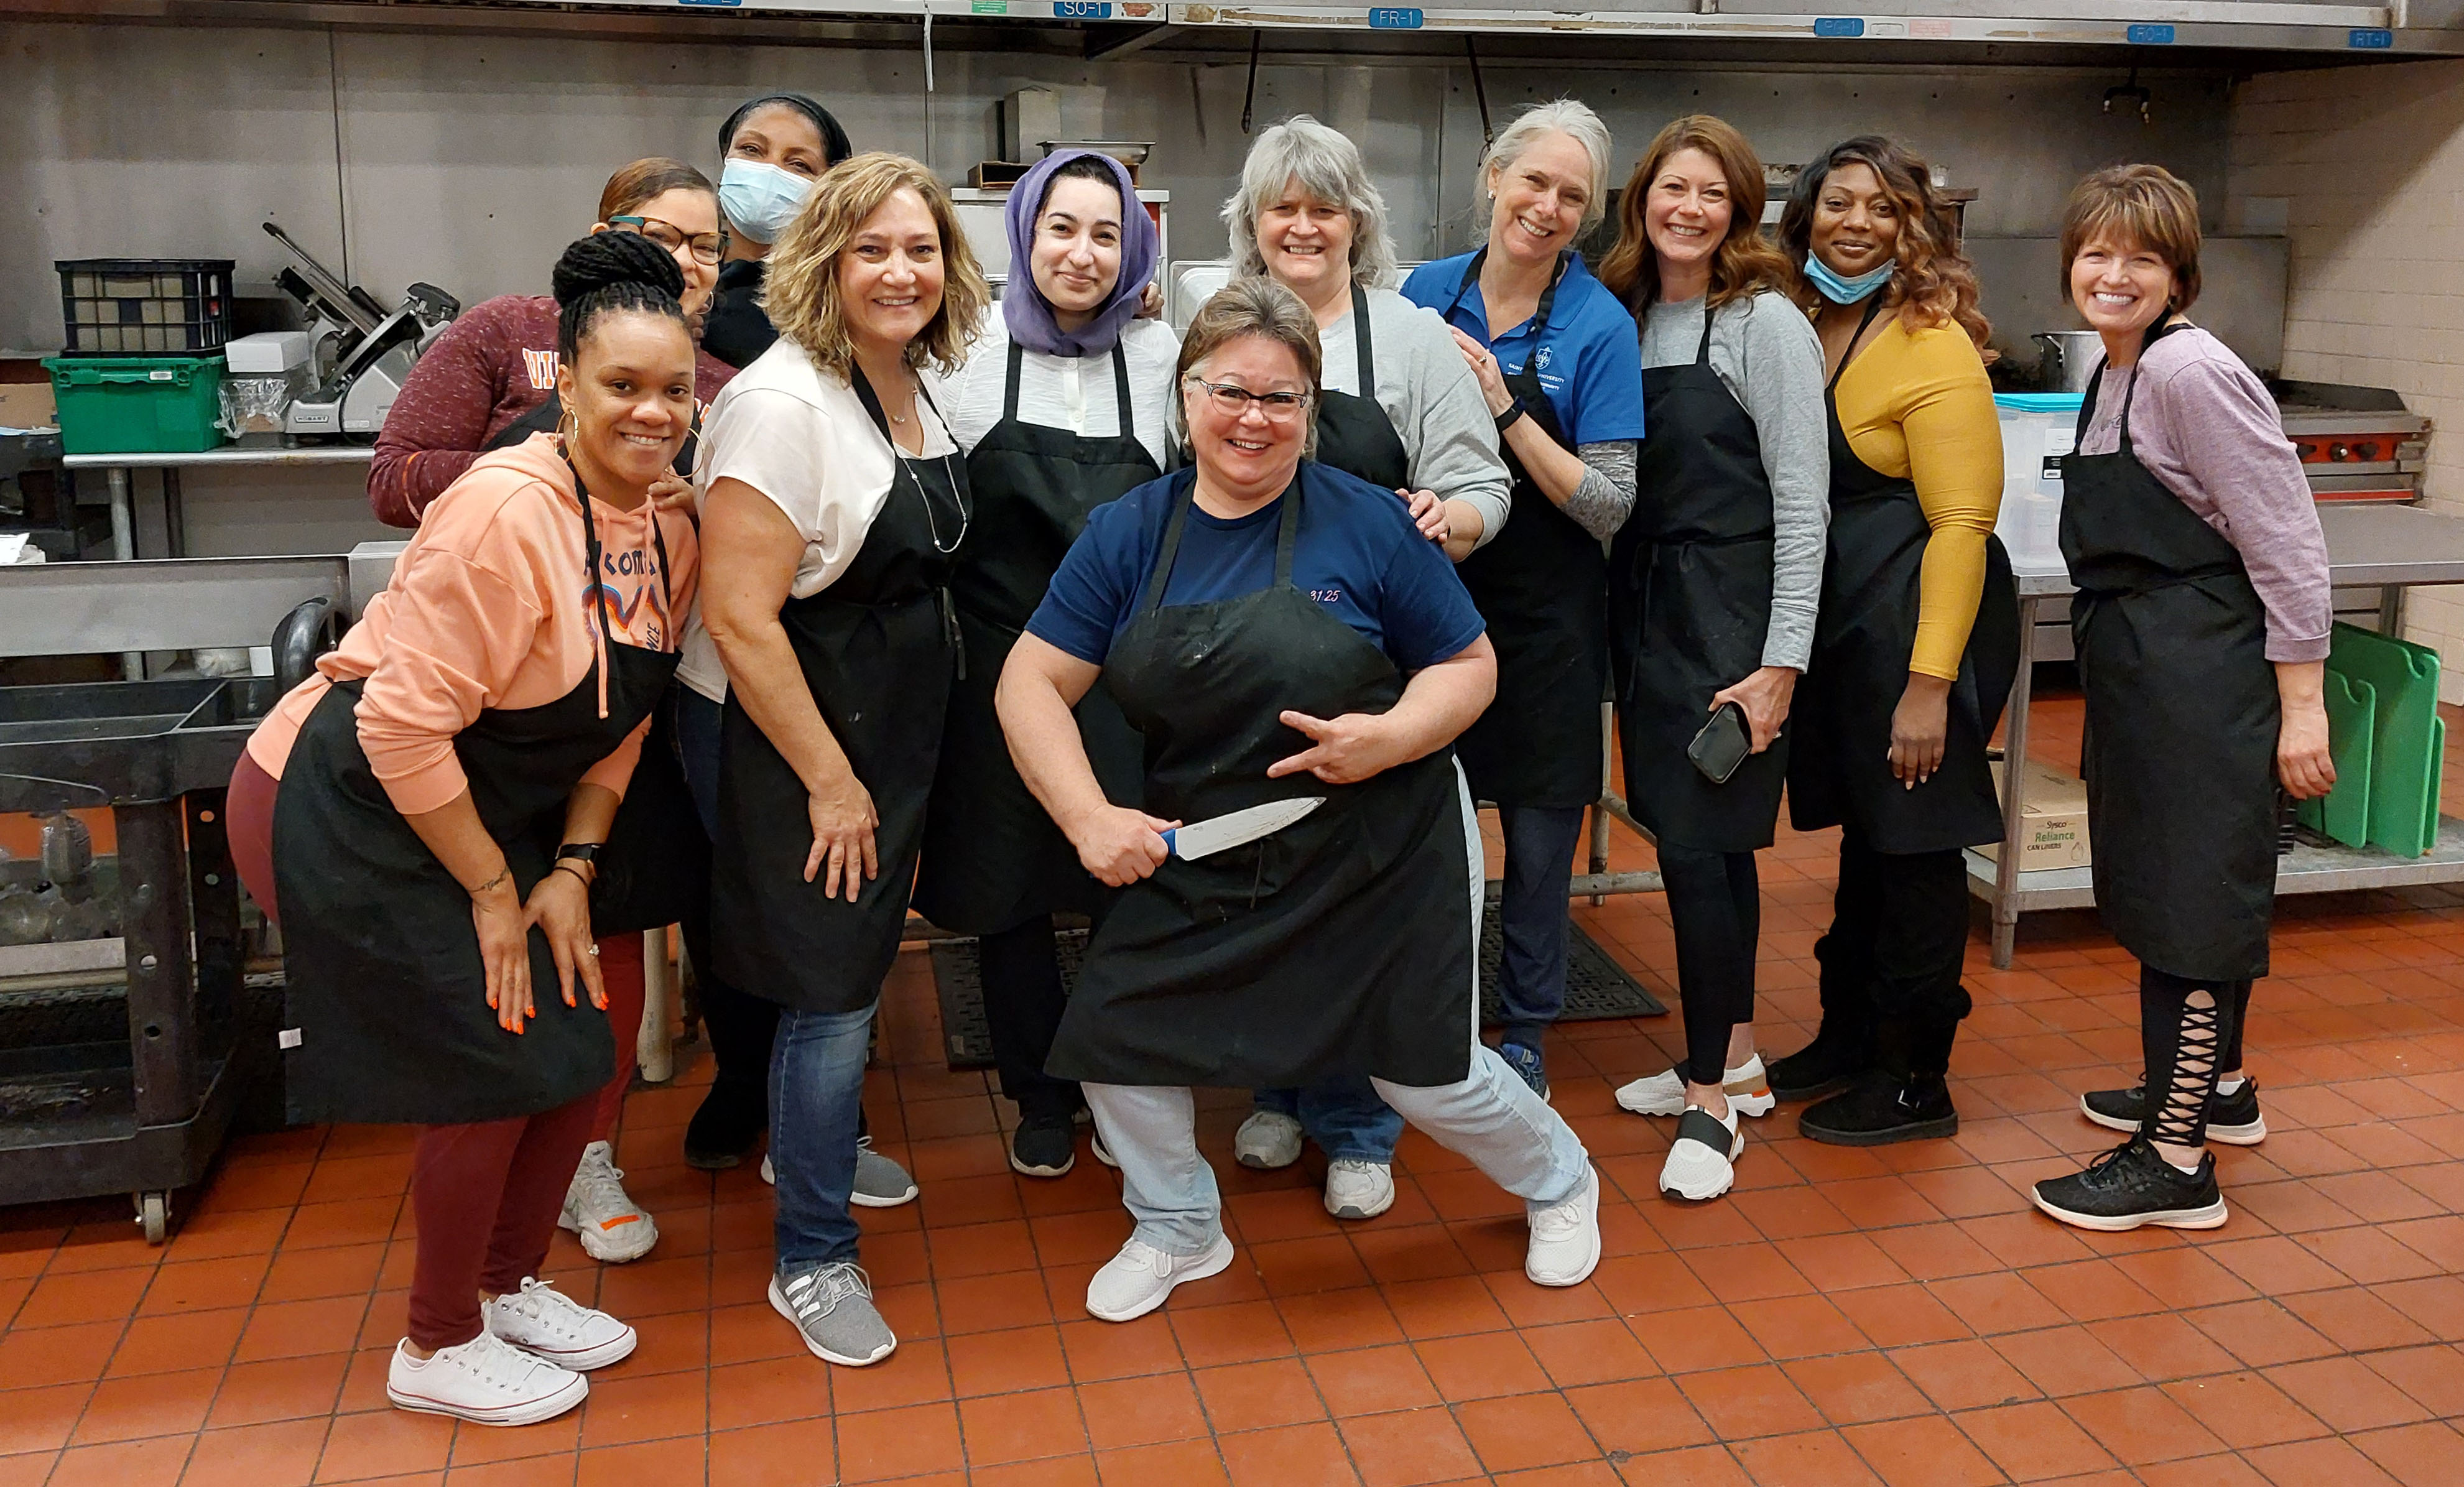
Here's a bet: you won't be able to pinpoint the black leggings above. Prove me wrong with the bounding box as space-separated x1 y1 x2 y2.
1659 842 1761 1087
1812 833 1975 1072
981 914 1081 1121
2142 966 2250 1148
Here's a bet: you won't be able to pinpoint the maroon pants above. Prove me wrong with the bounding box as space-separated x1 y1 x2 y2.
228 752 633 1350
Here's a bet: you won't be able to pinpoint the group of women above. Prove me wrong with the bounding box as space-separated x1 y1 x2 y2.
225 84 2332 1428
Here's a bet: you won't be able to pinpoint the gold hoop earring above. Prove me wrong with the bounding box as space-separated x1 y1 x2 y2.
558 405 578 447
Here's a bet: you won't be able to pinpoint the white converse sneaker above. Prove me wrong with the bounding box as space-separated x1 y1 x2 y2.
386 1330 586 1427
1526 1165 1603 1287
1086 1233 1235 1322
1616 1055 1776 1119
1659 1106 1744 1202
484 1277 637 1371
1323 1159 1394 1220
1233 1109 1304 1170
559 1141 657 1263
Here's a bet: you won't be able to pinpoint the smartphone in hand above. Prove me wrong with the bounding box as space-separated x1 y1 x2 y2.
1687 702 1751 784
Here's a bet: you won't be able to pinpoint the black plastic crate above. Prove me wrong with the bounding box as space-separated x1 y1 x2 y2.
55 259 236 356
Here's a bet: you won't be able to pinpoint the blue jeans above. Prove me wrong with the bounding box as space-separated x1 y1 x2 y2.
769 1001 876 1271
1494 804 1586 1049
675 686 724 836
1253 1078 1404 1164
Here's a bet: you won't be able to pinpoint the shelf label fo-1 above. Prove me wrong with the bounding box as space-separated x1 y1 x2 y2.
1812 17 1865 38
1368 7 1423 27
2349 27 2394 49
2125 22 2176 44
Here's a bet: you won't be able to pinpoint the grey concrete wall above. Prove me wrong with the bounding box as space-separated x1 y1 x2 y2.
0 18 2237 555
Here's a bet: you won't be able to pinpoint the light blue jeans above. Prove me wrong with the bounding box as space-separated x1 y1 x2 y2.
1085 767 1591 1254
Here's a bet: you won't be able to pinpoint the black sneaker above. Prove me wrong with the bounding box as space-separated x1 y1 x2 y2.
1008 1113 1077 1178
1766 1026 1873 1103
2080 1078 2267 1146
2031 1137 2228 1233
683 1082 767 1171
1798 1075 1958 1147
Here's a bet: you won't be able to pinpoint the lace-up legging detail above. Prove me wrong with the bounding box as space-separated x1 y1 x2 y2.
2141 966 2248 1149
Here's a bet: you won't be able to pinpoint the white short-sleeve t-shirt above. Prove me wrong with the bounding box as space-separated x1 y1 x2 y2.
677 337 956 702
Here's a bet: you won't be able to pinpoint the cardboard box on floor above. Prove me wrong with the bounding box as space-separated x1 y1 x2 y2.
1980 757 2091 869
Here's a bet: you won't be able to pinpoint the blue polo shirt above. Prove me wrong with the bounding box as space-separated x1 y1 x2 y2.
1402 250 1646 449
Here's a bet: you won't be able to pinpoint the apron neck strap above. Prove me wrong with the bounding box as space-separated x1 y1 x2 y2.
1693 297 1720 367
1822 292 1891 396
1002 338 1135 433
2078 317 2180 453
1350 283 1376 396
1002 339 1026 421
1139 471 1304 615
1271 469 1303 586
1447 246 1568 341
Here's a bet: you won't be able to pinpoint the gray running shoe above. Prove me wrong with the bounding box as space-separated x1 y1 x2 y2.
853 1138 919 1208
768 1262 897 1367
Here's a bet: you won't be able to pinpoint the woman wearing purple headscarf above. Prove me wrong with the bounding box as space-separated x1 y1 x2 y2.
917 150 1178 1178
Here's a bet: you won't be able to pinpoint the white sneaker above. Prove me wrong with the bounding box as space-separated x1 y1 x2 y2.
1616 1055 1776 1119
1233 1109 1304 1170
559 1141 657 1263
761 1154 772 1185
1659 1106 1744 1202
1086 1233 1236 1323
484 1276 637 1371
386 1330 586 1427
1323 1159 1394 1220
1091 1129 1118 1169
1527 1165 1603 1287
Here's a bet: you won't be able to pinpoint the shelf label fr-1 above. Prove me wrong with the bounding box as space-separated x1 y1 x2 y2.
1368 7 1423 27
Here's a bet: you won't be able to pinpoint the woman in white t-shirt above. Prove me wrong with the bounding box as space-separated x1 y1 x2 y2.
910 150 1180 1181
691 153 991 1369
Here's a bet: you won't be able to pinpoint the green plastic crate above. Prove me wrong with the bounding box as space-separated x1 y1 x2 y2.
43 353 227 455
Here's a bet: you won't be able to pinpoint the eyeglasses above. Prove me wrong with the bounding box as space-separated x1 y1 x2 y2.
1184 376 1312 422
608 215 728 266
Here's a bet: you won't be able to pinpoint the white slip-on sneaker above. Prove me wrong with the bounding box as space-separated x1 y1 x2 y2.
1659 1106 1744 1202
386 1330 587 1427
559 1141 658 1264
484 1276 637 1371
1323 1159 1395 1221
1086 1233 1235 1323
1233 1109 1305 1170
1526 1165 1603 1287
1616 1055 1777 1119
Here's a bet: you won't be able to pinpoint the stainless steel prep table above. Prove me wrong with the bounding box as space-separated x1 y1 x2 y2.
1973 503 2464 968
63 447 375 561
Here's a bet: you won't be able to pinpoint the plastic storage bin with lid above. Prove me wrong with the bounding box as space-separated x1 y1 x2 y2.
1994 392 2082 573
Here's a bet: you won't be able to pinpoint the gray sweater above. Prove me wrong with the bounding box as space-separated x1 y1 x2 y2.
1639 290 1829 672
1318 287 1514 552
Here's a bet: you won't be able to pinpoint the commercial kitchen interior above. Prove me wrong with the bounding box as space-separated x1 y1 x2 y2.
7 2 2464 1484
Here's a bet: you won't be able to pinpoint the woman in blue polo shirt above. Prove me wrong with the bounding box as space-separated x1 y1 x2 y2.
1401 100 1646 1096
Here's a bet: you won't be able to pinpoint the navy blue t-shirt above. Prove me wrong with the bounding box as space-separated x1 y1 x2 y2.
1402 250 1646 448
1029 461 1486 673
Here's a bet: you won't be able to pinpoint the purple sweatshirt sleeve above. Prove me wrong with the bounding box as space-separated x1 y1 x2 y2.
2139 344 2332 663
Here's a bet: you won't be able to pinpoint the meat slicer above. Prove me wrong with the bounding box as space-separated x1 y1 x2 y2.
262 221 459 439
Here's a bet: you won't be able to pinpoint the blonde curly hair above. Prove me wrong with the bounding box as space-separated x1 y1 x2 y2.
761 152 989 378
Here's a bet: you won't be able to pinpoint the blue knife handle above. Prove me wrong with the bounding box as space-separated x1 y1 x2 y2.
1159 827 1177 855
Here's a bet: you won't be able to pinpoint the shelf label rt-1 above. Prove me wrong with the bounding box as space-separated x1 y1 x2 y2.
2349 28 2394 49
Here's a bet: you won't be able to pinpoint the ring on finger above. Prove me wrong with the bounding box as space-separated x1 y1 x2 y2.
587 945 600 957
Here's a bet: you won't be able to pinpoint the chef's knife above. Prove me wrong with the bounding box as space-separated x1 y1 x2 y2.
1161 797 1327 860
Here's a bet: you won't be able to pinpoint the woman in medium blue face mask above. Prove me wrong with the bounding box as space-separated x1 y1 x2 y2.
705 94 856 370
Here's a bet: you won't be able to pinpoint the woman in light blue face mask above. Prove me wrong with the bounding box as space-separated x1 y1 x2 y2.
705 93 855 371
1766 136 2018 1147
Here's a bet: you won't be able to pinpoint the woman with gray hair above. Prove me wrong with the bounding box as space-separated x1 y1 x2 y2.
1404 98 1646 1101
1224 113 1518 1223
996 279 1600 1323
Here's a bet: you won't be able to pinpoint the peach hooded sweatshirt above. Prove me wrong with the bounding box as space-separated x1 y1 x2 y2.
246 433 699 817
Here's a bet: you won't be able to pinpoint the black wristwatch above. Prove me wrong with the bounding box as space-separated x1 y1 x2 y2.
1494 399 1526 435
555 843 601 868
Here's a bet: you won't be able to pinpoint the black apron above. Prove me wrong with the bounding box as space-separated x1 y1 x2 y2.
1611 302 1788 853
1045 466 1473 1089
710 371 966 1012
274 468 679 1124
912 341 1160 934
1314 285 1413 493
1788 294 2019 853
1443 251 1610 810
703 258 779 371
2063 320 2279 981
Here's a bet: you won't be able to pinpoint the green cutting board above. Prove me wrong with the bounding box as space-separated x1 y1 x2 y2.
2297 667 2376 850
2327 623 2443 858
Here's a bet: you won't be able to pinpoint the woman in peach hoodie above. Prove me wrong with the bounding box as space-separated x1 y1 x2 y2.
223 233 699 1429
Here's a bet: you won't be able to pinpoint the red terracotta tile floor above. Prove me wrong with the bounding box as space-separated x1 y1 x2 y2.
6 692 2464 1485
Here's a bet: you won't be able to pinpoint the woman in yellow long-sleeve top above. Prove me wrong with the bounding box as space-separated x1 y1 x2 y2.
1767 136 2019 1144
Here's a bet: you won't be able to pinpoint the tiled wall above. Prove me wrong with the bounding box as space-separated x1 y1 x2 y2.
2230 60 2464 702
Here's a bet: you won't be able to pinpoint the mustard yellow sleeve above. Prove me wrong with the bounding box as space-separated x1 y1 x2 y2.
1895 327 2003 679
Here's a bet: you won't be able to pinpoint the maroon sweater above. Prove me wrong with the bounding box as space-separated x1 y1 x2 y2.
369 294 738 528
